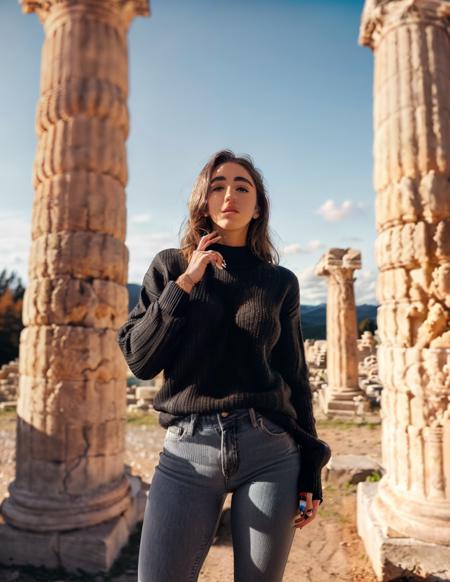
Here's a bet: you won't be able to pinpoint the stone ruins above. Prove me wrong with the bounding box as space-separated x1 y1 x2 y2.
0 358 19 412
0 0 151 574
357 0 450 579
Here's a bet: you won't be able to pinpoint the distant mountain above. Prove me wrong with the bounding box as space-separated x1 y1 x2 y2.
127 284 141 312
126 284 378 339
300 303 379 339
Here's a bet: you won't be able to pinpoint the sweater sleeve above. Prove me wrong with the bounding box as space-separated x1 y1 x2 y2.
271 272 324 503
116 251 190 380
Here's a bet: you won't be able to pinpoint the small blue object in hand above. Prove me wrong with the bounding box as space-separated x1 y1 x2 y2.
298 492 307 513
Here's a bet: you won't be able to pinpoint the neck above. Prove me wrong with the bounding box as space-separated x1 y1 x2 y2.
208 241 262 268
217 237 247 247
212 227 248 247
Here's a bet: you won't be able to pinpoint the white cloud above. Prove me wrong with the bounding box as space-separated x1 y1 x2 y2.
130 213 153 224
125 230 179 283
316 199 366 222
283 243 302 255
306 239 323 251
354 268 378 304
282 239 325 255
0 211 31 284
293 265 327 304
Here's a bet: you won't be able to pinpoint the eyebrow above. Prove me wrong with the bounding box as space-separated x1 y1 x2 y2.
209 175 254 188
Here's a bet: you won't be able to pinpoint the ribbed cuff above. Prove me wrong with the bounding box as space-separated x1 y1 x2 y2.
297 465 323 505
158 280 190 317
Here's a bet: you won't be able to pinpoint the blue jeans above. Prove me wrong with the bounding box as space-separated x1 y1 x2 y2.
138 407 301 582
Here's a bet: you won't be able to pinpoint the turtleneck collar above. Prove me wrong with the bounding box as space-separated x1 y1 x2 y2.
207 242 263 268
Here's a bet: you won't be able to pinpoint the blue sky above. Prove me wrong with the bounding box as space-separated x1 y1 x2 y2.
0 0 377 304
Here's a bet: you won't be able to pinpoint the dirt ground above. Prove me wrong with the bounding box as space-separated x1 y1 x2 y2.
0 407 381 581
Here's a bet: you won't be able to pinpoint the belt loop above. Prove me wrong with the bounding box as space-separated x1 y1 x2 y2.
249 407 258 428
187 413 197 436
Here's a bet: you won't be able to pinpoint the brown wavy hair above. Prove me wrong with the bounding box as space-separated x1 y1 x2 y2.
178 149 280 265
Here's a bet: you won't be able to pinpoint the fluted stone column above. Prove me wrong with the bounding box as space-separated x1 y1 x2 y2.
0 0 150 573
315 248 368 417
357 1 450 579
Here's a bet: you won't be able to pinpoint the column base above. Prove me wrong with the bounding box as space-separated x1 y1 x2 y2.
0 473 148 575
357 481 450 581
2 472 133 532
374 475 450 546
318 386 370 417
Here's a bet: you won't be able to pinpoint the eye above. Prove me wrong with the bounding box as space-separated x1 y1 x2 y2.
211 186 249 192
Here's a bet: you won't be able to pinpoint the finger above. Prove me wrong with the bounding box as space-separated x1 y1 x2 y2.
294 514 313 523
293 516 310 529
293 511 308 524
204 250 226 268
294 502 315 526
294 513 315 529
197 231 221 250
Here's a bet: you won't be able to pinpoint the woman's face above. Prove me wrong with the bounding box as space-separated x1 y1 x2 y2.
206 162 259 240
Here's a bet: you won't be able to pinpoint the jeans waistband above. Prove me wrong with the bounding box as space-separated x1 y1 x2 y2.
182 408 259 435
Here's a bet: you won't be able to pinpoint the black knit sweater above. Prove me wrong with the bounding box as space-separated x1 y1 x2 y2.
117 242 330 503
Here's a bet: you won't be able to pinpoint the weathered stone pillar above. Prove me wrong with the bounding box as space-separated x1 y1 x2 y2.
315 248 368 416
357 1 450 579
0 0 150 573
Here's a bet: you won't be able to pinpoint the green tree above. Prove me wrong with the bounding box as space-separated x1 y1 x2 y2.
0 269 25 366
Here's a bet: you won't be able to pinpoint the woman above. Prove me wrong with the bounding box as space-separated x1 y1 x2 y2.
117 149 331 582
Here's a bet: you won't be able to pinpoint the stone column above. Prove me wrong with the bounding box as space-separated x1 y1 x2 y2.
315 248 368 416
0 0 150 573
357 1 450 578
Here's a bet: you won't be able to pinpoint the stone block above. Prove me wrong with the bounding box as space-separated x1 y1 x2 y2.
324 454 383 485
0 474 147 574
357 481 450 581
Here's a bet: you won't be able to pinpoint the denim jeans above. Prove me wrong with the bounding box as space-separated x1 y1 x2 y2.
137 407 301 582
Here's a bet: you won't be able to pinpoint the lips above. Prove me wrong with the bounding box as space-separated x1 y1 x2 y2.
222 208 238 214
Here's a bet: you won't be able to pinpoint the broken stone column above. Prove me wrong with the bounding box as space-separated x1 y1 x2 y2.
357 1 450 579
357 331 377 362
315 248 369 417
0 0 150 574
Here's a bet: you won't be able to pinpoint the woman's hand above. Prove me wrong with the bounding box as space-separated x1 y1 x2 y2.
176 230 226 293
292 492 319 529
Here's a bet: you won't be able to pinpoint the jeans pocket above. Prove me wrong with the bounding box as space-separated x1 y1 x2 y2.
165 423 185 441
257 414 288 437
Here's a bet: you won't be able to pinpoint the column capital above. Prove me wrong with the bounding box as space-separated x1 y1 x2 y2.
315 248 362 278
20 0 150 26
359 0 450 50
